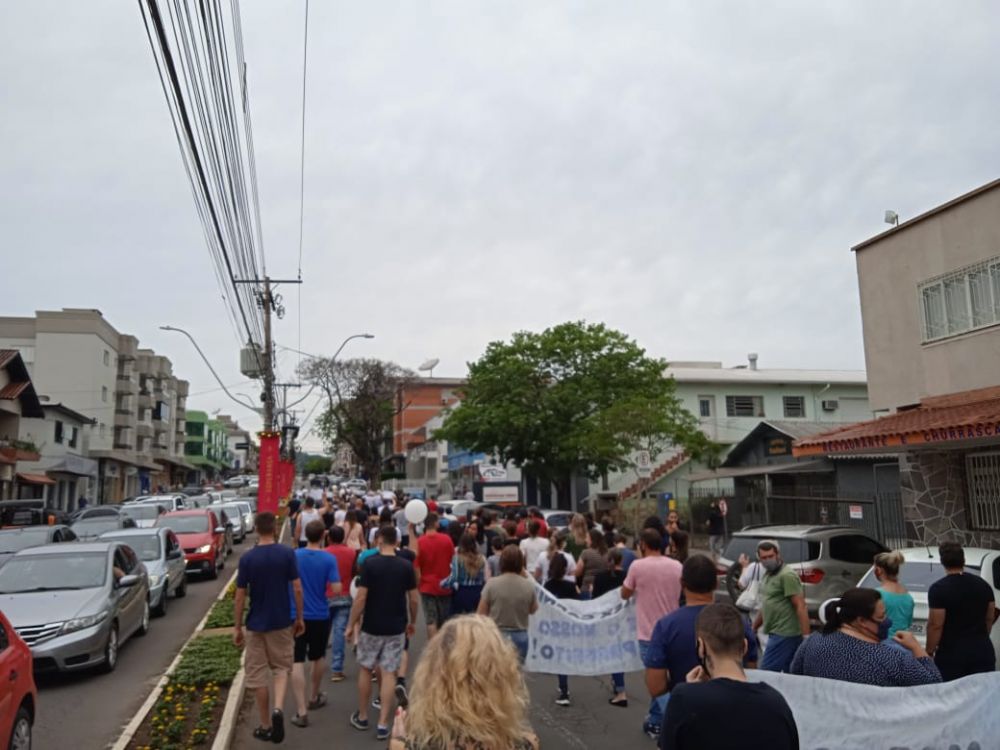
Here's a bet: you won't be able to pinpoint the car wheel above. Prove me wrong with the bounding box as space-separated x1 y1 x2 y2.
207 553 219 580
9 705 31 750
137 598 150 636
100 623 119 673
176 575 187 598
154 585 168 617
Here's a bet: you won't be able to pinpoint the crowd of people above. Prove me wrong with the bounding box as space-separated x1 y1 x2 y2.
233 487 997 749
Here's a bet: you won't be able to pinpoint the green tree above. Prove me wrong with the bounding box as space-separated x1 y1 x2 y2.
297 357 414 488
436 321 713 502
302 455 333 475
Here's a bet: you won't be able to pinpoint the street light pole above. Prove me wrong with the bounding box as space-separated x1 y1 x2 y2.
159 326 261 414
283 333 374 410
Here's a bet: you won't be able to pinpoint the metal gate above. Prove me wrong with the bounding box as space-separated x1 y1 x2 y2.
764 491 906 548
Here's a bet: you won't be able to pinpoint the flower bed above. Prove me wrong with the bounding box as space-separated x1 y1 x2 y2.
203 583 238 629
128 635 242 750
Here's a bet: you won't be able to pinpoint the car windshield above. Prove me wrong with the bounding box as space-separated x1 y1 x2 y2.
0 529 50 553
123 505 162 521
72 519 121 537
103 534 161 562
723 536 821 564
0 553 107 592
858 561 983 594
158 515 209 534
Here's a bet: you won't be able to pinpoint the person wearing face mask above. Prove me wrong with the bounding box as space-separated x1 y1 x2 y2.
659 604 797 750
789 588 941 686
752 540 810 672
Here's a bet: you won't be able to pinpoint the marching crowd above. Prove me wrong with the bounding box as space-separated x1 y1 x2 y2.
232 488 998 749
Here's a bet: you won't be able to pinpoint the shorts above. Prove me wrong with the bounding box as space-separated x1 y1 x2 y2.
245 627 294 689
420 593 451 627
356 632 406 673
294 618 333 663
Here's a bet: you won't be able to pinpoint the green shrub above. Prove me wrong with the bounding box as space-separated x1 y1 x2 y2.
170 635 242 687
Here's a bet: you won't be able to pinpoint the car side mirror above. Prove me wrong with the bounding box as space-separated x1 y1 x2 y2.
118 574 139 588
214 526 225 535
167 548 183 560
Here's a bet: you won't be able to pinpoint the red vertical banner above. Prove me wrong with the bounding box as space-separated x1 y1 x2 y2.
278 459 295 502
257 433 280 514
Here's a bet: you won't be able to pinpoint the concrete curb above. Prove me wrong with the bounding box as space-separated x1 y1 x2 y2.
210 515 292 750
111 568 240 750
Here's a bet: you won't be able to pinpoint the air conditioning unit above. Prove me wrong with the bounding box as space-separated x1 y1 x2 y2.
821 399 839 412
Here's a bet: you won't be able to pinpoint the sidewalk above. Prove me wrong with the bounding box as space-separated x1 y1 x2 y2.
232 622 651 749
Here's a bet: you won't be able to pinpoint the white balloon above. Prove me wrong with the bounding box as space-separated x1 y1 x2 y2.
404 499 428 525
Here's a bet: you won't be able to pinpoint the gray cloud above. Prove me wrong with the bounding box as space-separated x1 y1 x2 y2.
2 1 999 449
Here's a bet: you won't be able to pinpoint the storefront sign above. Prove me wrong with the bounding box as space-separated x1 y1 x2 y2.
794 420 1000 458
849 505 863 520
482 485 519 504
257 433 280 514
479 465 507 481
768 438 790 455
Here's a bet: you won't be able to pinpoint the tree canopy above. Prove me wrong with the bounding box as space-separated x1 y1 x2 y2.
297 357 414 486
436 321 712 492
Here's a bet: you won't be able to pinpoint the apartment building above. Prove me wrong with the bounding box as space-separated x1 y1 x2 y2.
217 413 256 473
17 403 96 510
0 350 44 500
797 178 1000 547
184 410 231 482
0 309 192 502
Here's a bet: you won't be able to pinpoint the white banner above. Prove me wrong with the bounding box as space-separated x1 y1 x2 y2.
750 670 1000 750
525 584 643 676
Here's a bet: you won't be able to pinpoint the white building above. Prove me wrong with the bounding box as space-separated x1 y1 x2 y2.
17 403 97 511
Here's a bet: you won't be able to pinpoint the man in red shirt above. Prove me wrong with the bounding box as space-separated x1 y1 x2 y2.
409 512 454 639
324 526 357 681
515 508 549 539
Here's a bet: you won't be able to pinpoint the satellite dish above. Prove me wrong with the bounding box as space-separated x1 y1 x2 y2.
418 358 440 372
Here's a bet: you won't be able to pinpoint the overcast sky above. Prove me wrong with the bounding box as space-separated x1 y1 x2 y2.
2 1 998 450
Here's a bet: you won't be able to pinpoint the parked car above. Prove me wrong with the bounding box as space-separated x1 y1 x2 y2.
0 500 70 528
223 476 247 488
718 524 888 617
858 546 1000 663
220 489 238 500
233 500 254 533
438 499 481 522
0 526 78 562
0 541 150 673
120 503 167 529
210 503 248 544
71 515 138 541
179 486 206 497
540 510 573 531
132 494 188 512
185 494 212 509
155 510 226 579
100 528 187 616
0 609 37 748
71 506 128 522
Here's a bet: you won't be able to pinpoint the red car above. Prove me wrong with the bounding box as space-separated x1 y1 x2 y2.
155 510 226 579
0 609 36 748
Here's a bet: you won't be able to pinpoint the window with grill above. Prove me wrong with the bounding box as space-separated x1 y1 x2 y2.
783 396 806 418
919 257 1000 342
725 395 764 417
698 396 714 418
54 420 64 444
966 452 1000 531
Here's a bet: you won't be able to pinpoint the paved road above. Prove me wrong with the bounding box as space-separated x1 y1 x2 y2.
34 537 254 750
232 620 651 750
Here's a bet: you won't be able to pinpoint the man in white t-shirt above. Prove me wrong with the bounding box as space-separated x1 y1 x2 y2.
519 520 550 573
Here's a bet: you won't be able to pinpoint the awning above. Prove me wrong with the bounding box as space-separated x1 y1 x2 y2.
45 455 99 477
794 384 1000 458
685 459 834 482
16 473 56 486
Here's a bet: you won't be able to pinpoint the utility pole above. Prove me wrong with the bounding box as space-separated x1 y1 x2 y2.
235 276 301 432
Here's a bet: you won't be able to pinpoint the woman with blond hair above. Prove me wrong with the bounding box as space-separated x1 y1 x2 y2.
565 513 589 559
873 550 914 638
389 615 540 750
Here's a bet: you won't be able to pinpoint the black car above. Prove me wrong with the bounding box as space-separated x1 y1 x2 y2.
0 499 71 527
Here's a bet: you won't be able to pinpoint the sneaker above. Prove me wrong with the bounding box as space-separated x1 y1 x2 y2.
394 683 409 709
290 714 308 728
350 711 370 731
376 726 390 741
330 672 346 682
308 693 328 710
643 722 660 740
372 695 381 710
555 693 571 707
271 710 285 743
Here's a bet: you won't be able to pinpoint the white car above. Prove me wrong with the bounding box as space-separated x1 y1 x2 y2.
858 547 1000 665
223 476 247 488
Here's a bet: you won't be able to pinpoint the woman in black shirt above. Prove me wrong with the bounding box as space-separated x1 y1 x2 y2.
591 549 629 707
544 554 579 707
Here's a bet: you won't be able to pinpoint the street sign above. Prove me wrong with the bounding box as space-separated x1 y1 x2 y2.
637 450 651 478
719 498 728 517
234 442 250 450
849 504 864 519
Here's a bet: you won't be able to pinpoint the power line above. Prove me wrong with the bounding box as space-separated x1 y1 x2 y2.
296 0 311 372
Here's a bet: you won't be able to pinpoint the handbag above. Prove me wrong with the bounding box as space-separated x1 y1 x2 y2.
735 564 762 611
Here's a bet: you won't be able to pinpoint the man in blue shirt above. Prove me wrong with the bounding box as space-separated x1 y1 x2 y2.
289 519 342 728
644 554 758 735
234 512 304 743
